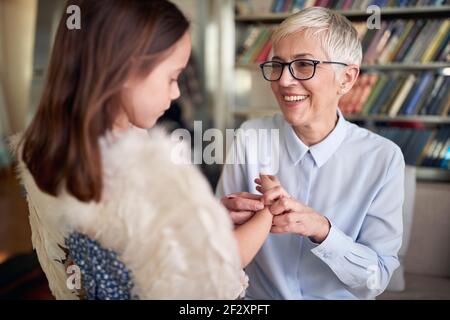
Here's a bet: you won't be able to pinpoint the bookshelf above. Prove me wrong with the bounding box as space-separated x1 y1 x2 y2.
416 167 450 182
235 5 450 22
236 62 450 70
233 108 450 124
214 0 450 182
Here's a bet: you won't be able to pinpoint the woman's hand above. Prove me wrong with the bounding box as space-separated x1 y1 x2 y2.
270 197 331 243
255 176 331 243
221 192 264 225
254 175 290 205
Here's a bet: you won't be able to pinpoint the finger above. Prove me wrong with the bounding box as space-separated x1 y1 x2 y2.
270 225 291 234
222 192 261 203
222 195 264 212
262 186 289 205
256 186 263 194
230 211 255 225
267 175 280 184
271 224 307 235
256 175 275 193
271 226 283 233
272 215 288 227
272 212 301 226
270 198 304 215
234 192 263 200
259 174 277 186
259 175 271 189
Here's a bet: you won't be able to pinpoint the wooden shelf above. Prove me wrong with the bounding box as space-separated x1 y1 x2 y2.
346 115 450 124
235 5 450 22
360 63 450 71
233 109 450 124
416 167 450 182
235 63 450 71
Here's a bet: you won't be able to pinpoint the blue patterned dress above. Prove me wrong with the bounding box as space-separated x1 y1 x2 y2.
65 233 137 300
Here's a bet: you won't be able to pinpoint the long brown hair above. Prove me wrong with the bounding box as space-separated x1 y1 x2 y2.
22 0 189 202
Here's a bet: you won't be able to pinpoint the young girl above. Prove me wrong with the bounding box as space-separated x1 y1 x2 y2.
12 0 276 300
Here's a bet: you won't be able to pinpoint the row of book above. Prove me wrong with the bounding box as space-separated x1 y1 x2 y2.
236 18 450 65
377 127 449 169
237 26 274 64
356 19 449 64
235 0 450 15
340 72 450 116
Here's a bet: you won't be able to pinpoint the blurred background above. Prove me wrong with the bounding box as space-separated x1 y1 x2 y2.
0 0 449 300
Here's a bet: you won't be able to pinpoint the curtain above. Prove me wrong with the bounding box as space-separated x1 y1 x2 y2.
0 0 38 169
0 2 11 168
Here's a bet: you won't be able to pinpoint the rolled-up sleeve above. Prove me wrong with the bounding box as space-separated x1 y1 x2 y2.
311 147 405 299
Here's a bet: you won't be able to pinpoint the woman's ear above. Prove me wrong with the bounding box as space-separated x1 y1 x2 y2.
338 65 360 95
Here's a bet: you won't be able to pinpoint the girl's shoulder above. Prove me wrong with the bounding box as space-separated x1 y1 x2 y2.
99 126 206 195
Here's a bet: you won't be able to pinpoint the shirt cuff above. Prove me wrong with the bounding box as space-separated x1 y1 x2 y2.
310 221 353 262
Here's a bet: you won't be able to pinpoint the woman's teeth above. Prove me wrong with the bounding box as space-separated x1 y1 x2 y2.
283 95 309 102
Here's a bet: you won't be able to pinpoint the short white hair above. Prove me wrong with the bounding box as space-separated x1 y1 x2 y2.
272 7 363 67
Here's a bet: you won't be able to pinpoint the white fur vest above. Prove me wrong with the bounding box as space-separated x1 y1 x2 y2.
11 127 246 299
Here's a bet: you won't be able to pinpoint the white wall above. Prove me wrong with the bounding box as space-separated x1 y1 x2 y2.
405 182 450 278
171 0 203 56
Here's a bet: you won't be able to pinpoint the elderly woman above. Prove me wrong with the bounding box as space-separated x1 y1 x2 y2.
217 7 404 300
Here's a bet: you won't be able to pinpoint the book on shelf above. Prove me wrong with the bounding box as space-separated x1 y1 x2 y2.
361 74 389 114
235 0 274 15
426 75 450 115
419 74 445 114
360 19 449 64
237 26 274 64
339 73 379 114
340 72 450 117
400 71 433 115
377 126 449 169
370 75 396 115
237 26 260 57
420 127 450 169
235 0 450 15
236 19 450 66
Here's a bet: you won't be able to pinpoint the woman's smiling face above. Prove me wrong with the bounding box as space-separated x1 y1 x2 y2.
270 30 343 128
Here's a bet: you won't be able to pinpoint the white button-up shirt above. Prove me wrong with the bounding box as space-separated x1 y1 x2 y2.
216 108 404 299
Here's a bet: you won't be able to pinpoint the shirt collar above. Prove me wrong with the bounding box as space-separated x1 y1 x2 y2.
283 108 349 168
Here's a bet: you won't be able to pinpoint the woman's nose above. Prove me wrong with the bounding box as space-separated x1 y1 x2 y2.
278 67 298 87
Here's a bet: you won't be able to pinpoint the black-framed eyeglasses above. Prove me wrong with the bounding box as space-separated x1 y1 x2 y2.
259 58 348 82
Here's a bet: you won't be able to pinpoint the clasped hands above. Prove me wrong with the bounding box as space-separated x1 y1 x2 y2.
222 174 331 243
